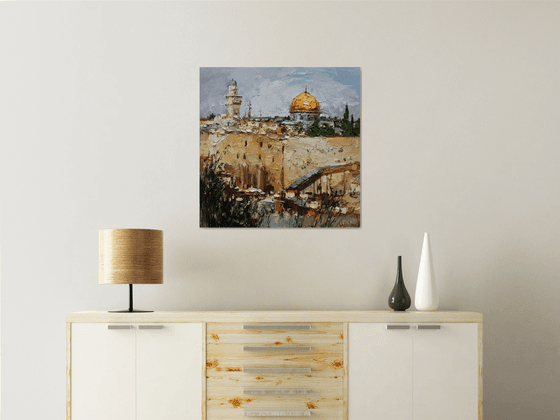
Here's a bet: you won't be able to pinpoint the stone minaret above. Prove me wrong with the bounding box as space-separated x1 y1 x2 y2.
225 79 242 119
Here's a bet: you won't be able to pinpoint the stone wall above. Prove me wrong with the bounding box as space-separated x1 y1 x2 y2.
200 131 360 194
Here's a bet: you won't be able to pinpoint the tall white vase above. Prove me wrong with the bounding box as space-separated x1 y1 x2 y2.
415 232 439 311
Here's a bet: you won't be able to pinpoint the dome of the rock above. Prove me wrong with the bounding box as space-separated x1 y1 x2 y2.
289 90 321 114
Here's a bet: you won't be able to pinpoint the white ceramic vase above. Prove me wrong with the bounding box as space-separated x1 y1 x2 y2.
415 232 439 311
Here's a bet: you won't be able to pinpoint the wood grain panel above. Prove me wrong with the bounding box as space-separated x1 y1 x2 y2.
207 322 344 419
208 397 343 411
208 407 343 419
478 322 483 420
208 343 342 357
66 322 71 420
202 323 207 420
342 322 348 420
207 393 344 413
208 322 342 335
206 353 344 375
208 333 343 345
206 373 343 388
68 311 483 324
207 322 344 386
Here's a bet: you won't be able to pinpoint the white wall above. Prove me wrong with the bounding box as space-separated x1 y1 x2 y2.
1 2 560 419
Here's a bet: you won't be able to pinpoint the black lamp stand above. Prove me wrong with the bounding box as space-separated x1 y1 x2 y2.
109 284 153 313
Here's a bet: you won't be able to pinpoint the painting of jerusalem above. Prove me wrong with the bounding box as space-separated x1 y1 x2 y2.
200 67 361 228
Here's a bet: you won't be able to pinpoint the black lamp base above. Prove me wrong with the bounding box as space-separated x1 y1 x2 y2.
108 309 153 313
108 284 153 313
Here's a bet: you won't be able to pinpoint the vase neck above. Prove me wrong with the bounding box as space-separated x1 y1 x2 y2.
396 256 404 283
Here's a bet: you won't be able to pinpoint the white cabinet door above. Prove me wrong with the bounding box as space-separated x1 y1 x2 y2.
349 323 413 420
136 323 203 420
413 323 478 420
72 324 136 420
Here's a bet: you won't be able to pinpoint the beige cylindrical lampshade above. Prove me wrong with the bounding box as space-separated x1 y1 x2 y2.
99 229 163 285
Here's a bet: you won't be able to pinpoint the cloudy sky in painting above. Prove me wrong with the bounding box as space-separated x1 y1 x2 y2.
200 67 361 119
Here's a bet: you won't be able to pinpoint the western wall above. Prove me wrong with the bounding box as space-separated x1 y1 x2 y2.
200 127 360 194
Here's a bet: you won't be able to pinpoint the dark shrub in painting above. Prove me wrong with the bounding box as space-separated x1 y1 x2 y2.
200 160 266 228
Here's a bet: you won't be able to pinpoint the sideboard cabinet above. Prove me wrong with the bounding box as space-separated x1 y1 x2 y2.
67 311 482 420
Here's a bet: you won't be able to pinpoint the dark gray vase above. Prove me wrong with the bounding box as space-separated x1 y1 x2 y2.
388 256 411 311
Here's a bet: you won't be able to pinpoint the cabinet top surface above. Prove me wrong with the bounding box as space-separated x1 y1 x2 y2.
67 310 482 323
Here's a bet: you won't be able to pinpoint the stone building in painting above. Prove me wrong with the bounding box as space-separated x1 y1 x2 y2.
200 81 360 225
288 88 321 128
225 79 242 119
211 79 243 126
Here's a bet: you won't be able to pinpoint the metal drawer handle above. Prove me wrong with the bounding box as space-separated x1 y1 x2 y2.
138 325 164 330
417 325 441 330
243 389 311 395
107 325 132 330
244 368 311 373
243 346 311 352
386 325 410 330
243 325 311 330
244 410 311 417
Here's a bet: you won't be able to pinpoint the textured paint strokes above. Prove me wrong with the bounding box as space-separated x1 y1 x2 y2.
200 67 360 228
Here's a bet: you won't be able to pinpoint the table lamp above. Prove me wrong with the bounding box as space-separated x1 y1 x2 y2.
99 228 163 313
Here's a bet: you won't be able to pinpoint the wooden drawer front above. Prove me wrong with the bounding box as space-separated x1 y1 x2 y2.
207 323 344 419
208 323 343 344
207 387 344 418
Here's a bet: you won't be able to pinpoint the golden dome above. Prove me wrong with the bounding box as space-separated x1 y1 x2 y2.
289 90 321 114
